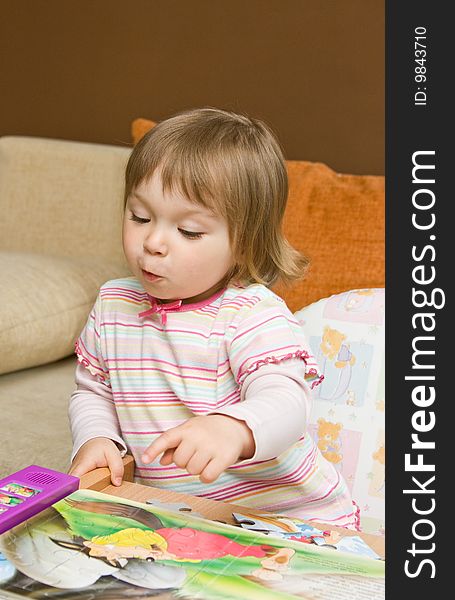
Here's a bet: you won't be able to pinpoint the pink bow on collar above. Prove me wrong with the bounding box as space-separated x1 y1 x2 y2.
138 298 183 325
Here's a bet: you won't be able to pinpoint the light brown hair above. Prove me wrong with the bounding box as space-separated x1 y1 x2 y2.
125 107 308 287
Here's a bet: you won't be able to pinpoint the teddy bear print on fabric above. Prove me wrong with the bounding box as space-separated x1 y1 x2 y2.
295 288 385 533
316 418 343 464
320 326 356 369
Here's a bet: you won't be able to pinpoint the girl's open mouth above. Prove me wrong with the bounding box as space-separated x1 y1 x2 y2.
142 270 163 282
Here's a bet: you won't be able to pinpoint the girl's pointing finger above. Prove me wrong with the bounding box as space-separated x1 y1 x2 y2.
141 427 182 464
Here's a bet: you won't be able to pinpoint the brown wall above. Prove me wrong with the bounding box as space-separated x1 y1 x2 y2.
1 0 384 175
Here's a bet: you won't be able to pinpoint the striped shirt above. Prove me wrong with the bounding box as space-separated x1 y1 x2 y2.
73 277 358 528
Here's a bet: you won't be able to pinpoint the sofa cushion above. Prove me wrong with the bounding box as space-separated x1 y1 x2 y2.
131 118 384 312
0 356 76 477
0 252 128 375
295 288 385 535
0 136 131 264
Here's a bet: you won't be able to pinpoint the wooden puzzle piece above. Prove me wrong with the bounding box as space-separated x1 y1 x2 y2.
232 512 324 538
232 512 379 558
232 512 299 534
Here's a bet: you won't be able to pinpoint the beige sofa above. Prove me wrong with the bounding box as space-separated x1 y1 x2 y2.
0 136 133 477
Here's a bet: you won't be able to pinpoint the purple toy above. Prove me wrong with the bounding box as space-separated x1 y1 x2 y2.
0 465 79 534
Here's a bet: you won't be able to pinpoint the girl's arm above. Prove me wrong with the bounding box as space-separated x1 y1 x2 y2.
141 357 314 482
69 363 128 462
214 358 312 462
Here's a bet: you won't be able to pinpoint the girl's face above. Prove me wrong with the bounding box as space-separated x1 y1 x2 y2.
123 171 235 303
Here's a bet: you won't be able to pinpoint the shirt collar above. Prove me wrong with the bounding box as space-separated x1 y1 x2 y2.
138 287 226 325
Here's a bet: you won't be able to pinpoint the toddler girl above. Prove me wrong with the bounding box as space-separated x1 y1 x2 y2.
69 108 358 529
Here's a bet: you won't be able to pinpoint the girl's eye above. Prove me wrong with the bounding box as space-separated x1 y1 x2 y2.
178 228 204 240
129 213 150 224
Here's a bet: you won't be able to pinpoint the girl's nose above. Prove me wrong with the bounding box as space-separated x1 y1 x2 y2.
143 229 168 256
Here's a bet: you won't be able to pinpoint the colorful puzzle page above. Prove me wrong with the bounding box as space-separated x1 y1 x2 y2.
0 489 384 599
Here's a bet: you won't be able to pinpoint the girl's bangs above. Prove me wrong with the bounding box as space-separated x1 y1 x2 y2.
158 150 225 215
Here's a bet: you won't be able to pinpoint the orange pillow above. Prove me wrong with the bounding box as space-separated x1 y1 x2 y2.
132 118 157 143
131 118 384 311
274 161 384 311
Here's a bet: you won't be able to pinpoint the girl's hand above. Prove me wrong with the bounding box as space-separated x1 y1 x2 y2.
68 437 124 486
141 415 255 483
